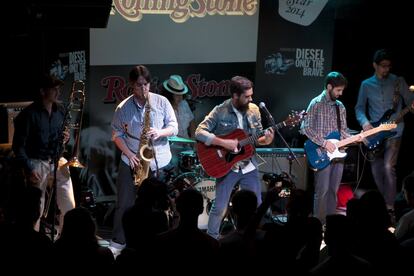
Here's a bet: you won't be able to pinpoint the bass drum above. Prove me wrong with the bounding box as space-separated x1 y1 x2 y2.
194 178 216 230
169 172 216 230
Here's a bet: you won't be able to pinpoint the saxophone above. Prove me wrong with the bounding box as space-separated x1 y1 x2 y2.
133 94 154 186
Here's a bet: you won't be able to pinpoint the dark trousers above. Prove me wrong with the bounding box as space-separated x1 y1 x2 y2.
370 137 401 208
112 160 173 244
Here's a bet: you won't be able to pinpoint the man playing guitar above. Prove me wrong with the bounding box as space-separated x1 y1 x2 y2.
355 49 414 212
195 76 274 239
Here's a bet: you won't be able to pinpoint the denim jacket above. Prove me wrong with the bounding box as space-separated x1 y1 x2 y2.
195 99 263 166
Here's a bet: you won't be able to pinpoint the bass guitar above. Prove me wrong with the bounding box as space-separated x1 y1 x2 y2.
364 105 413 150
305 123 397 171
197 110 306 178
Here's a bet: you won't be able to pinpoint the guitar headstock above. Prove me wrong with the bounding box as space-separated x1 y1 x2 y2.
378 122 397 131
284 110 307 127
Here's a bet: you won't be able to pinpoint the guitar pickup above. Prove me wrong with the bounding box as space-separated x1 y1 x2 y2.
216 150 223 158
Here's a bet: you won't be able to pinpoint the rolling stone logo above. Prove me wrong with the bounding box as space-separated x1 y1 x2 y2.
101 74 231 103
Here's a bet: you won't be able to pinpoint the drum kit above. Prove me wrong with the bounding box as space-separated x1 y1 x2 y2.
167 136 216 229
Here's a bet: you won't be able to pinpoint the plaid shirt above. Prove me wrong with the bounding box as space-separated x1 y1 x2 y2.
300 90 351 146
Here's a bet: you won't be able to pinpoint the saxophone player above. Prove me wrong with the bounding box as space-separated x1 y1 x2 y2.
12 73 76 235
110 65 178 253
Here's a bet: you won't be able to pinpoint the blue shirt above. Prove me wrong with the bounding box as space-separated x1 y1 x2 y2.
355 73 413 138
111 92 178 170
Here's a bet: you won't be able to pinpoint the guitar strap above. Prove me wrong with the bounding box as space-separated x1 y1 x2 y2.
335 103 341 137
391 78 401 112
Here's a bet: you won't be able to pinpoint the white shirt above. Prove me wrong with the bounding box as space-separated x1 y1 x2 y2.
175 100 194 138
231 105 255 174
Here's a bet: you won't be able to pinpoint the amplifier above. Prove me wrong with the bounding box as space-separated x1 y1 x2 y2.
256 148 308 191
256 148 306 158
0 102 33 143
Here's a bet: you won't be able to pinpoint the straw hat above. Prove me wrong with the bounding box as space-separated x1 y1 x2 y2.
163 75 188 95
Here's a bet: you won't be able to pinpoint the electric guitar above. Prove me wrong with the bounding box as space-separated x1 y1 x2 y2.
364 105 414 150
196 110 306 178
305 123 397 171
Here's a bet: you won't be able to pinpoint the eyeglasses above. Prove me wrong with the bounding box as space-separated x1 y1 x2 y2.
378 62 392 69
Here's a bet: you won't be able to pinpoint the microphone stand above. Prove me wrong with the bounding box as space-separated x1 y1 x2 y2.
263 107 303 170
44 137 64 242
44 103 70 242
50 148 60 242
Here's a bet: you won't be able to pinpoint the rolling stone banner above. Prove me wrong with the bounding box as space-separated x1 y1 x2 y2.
254 0 335 146
81 63 254 206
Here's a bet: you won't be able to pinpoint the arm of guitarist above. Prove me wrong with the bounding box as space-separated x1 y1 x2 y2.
355 82 373 131
301 102 333 151
195 106 239 151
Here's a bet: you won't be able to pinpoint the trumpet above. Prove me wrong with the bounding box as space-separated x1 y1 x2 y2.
61 80 86 168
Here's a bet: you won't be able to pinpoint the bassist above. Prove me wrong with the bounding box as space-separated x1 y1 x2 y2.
195 76 274 239
355 49 414 211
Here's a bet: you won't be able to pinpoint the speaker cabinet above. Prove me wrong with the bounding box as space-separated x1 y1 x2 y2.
341 144 361 184
0 102 33 144
256 148 309 191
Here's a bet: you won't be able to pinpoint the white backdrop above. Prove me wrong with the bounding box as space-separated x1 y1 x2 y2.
90 8 259 65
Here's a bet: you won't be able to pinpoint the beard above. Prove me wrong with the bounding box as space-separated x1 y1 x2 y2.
236 102 249 112
328 88 338 101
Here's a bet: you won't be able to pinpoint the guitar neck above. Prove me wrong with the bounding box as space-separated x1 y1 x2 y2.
395 106 413 124
239 122 285 147
336 127 384 148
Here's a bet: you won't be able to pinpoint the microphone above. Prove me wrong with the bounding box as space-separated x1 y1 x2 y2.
259 102 273 120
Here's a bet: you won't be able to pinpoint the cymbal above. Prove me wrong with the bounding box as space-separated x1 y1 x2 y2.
168 136 196 143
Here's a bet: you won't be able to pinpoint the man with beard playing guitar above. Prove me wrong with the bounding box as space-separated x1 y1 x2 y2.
195 76 274 239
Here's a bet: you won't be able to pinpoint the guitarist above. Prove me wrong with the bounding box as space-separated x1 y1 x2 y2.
195 76 274 239
355 49 414 212
301 72 358 225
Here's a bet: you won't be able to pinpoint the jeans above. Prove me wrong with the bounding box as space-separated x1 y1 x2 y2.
313 161 344 224
370 138 401 209
207 169 262 239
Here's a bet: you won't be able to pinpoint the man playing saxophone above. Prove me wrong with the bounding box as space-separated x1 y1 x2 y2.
12 73 75 235
110 65 178 253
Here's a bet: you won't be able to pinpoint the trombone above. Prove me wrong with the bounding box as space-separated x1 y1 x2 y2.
61 80 86 168
42 80 86 220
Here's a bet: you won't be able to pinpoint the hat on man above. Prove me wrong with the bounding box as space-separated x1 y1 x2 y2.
40 73 64 89
163 75 188 95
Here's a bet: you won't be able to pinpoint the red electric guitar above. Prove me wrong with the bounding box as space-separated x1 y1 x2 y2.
196 110 306 178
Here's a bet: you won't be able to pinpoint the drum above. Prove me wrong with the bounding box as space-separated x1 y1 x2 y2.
179 150 198 171
194 178 216 230
169 172 216 230
194 179 216 201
